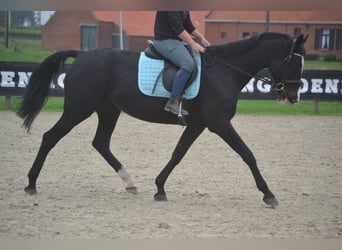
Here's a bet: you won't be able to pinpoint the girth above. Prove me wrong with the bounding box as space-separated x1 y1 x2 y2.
144 40 198 93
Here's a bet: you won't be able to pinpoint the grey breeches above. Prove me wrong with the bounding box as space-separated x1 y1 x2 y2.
152 39 195 72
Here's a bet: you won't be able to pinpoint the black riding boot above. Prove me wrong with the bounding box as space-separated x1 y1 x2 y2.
164 96 189 116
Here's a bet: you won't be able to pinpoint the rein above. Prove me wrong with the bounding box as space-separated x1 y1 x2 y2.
203 47 276 89
203 41 303 92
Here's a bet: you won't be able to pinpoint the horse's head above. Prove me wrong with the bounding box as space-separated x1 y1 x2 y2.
268 34 308 104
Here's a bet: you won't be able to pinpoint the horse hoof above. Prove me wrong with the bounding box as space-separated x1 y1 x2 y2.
263 196 279 208
24 186 37 195
126 186 138 194
154 193 168 201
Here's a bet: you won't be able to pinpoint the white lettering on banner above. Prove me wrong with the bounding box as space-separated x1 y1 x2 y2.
325 79 339 94
47 73 65 89
242 78 272 93
241 79 254 93
241 77 341 95
57 73 65 88
0 68 341 98
311 79 324 93
18 72 32 88
1 71 15 87
300 78 309 93
256 80 271 93
0 71 32 88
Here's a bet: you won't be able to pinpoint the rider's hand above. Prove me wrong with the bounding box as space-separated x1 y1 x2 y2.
191 43 205 54
200 37 210 47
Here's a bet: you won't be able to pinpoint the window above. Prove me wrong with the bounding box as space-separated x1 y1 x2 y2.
315 29 335 50
221 32 227 39
112 33 128 50
294 28 301 38
251 32 259 37
81 25 97 51
242 32 250 39
322 29 331 49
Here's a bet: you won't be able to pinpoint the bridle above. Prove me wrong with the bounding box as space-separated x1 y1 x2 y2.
275 40 304 92
203 40 304 93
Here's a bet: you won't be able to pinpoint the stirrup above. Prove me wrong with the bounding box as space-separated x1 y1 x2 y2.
178 100 186 117
164 105 188 116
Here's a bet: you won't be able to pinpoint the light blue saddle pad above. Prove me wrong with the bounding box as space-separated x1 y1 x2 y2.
138 52 201 99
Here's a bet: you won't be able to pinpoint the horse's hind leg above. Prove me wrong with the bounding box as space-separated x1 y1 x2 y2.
92 104 137 194
25 113 89 194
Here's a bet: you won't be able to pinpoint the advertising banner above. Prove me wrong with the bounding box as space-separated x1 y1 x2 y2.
1 62 341 101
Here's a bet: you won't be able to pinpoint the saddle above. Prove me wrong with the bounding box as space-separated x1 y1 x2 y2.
144 40 198 93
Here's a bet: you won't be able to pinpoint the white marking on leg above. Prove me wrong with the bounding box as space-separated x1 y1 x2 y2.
118 167 136 189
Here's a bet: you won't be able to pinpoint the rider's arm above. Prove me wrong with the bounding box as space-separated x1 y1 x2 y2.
191 29 211 47
178 30 205 53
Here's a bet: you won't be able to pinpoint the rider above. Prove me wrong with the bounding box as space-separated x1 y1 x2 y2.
153 11 210 116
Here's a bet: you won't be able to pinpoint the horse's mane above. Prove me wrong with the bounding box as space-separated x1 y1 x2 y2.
211 32 292 58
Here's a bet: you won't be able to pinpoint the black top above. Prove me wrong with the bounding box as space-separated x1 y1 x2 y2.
154 11 196 41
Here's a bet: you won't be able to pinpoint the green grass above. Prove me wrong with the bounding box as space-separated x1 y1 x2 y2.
304 60 342 70
0 96 64 112
0 38 342 69
9 28 42 36
236 100 342 115
0 39 52 62
1 96 341 115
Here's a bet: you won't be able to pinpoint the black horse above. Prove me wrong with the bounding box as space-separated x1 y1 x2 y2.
17 32 307 207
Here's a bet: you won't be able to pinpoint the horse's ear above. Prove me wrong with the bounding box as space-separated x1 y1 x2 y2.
295 34 309 47
303 34 309 44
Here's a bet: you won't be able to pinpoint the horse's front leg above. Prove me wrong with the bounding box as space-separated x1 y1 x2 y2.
154 125 205 201
209 120 278 208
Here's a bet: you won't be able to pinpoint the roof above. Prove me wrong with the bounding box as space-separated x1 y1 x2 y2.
93 11 210 37
206 11 342 23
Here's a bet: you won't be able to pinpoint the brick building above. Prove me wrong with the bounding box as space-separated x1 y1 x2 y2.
42 11 342 57
206 11 342 57
42 11 115 51
41 11 208 52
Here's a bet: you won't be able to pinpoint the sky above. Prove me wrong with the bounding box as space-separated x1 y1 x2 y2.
37 11 55 25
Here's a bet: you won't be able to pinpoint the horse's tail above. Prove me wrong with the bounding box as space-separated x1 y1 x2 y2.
17 50 80 132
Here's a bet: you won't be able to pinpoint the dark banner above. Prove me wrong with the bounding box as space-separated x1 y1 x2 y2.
0 62 341 101
0 62 65 96
239 70 342 101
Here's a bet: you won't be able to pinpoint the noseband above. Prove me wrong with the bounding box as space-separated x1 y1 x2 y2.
273 61 304 93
